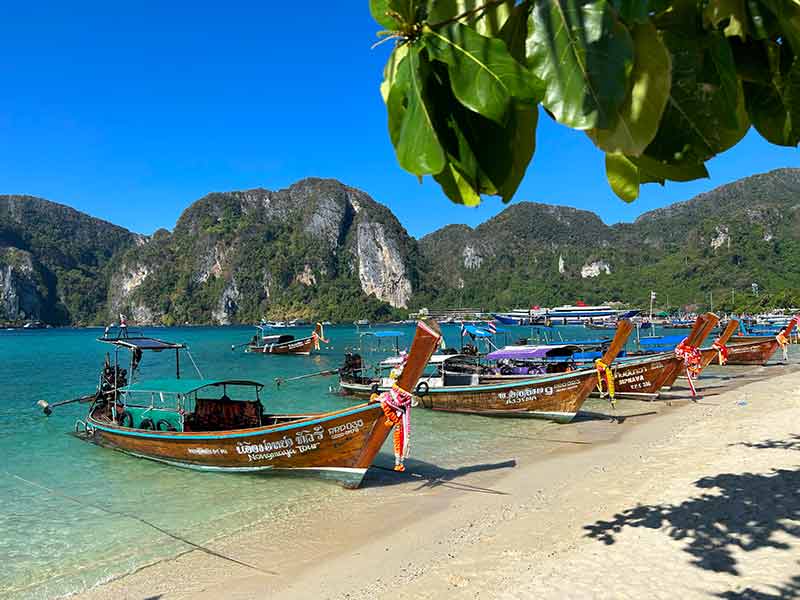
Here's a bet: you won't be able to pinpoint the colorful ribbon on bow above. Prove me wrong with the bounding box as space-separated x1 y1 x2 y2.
675 338 702 396
372 384 413 471
776 331 790 360
595 359 615 407
311 323 329 351
712 341 729 365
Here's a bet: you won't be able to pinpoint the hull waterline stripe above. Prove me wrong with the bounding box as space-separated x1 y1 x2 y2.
88 404 377 440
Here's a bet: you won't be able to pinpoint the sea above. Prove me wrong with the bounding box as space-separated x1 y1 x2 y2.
0 322 724 598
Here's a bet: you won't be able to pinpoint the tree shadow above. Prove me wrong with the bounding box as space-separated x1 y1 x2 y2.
362 458 517 495
584 465 800 575
732 434 800 452
716 572 800 599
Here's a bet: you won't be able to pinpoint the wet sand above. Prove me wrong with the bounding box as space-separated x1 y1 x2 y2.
79 360 800 599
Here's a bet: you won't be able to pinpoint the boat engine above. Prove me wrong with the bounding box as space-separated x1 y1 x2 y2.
99 358 128 400
340 353 367 383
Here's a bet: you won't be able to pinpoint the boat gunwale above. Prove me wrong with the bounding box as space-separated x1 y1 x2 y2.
86 402 380 440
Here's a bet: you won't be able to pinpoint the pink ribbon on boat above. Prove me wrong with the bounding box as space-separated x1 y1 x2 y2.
675 337 702 397
380 384 414 467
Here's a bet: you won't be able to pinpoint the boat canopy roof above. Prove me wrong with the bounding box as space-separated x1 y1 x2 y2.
120 378 264 395
98 336 185 350
638 335 685 347
262 334 295 344
486 344 581 360
380 353 467 367
362 330 405 338
463 325 494 338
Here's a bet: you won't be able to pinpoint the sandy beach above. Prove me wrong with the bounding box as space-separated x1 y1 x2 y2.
79 360 800 600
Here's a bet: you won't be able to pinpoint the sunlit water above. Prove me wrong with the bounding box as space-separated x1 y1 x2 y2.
0 322 742 598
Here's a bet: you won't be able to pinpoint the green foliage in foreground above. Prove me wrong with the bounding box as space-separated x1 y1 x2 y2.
373 0 800 204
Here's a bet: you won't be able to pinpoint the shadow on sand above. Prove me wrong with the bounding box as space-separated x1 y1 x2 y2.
584 436 800 577
715 573 800 599
573 410 659 424
362 458 517 495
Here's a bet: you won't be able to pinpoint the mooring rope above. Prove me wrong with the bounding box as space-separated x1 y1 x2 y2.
5 471 276 576
185 349 204 379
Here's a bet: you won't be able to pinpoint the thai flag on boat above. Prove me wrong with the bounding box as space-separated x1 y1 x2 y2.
486 321 497 334
460 321 466 337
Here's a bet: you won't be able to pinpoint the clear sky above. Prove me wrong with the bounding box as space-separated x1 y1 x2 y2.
1 3 797 239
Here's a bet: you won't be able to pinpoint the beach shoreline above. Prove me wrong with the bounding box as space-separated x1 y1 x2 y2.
78 361 800 599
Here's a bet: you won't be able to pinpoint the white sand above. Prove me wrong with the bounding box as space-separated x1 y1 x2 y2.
79 362 800 600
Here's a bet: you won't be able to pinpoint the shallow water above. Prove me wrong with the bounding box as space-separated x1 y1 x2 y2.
0 322 705 598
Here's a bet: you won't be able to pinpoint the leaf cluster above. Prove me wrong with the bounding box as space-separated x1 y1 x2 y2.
374 0 800 203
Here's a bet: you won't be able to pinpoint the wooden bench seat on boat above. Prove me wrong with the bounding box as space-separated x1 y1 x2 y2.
184 397 263 431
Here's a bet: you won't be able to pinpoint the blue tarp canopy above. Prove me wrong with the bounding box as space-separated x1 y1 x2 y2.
638 335 685 347
362 330 405 338
463 325 493 338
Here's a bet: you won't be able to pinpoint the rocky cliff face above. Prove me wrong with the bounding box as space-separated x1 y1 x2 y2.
109 178 416 324
0 195 137 324
0 248 42 321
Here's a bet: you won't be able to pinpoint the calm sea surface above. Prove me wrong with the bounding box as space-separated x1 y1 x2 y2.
0 323 696 598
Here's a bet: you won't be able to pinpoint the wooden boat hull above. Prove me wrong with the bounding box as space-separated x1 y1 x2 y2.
248 334 316 355
724 338 782 366
415 370 599 422
341 372 596 422
601 354 681 398
481 354 681 399
83 403 390 488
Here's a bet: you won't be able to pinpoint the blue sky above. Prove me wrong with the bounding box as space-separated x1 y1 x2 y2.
0 3 797 238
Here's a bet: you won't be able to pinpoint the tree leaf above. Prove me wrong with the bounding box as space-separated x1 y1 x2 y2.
425 59 538 203
526 0 634 130
386 46 447 175
423 22 543 123
427 0 515 36
588 22 672 155
704 0 748 38
371 0 403 29
610 0 650 24
631 154 710 182
433 163 482 205
498 0 531 62
745 51 800 145
643 28 748 167
381 44 409 103
606 153 639 202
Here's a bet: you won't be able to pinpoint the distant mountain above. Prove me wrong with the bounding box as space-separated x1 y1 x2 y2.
0 196 137 324
2 169 799 325
417 168 800 310
108 178 417 324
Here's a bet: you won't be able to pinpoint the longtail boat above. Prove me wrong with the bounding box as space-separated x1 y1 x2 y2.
723 317 797 365
698 319 740 370
55 322 441 488
245 322 327 355
597 313 719 398
476 314 718 400
364 320 632 423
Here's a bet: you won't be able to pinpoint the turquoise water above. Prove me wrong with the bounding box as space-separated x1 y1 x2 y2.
0 323 689 598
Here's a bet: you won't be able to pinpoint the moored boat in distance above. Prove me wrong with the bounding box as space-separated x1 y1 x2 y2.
60 321 442 488
341 321 633 423
244 323 327 355
724 317 798 365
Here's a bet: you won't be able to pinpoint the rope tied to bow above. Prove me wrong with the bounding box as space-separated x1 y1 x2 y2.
595 359 615 407
712 340 729 365
371 384 414 471
675 338 702 397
